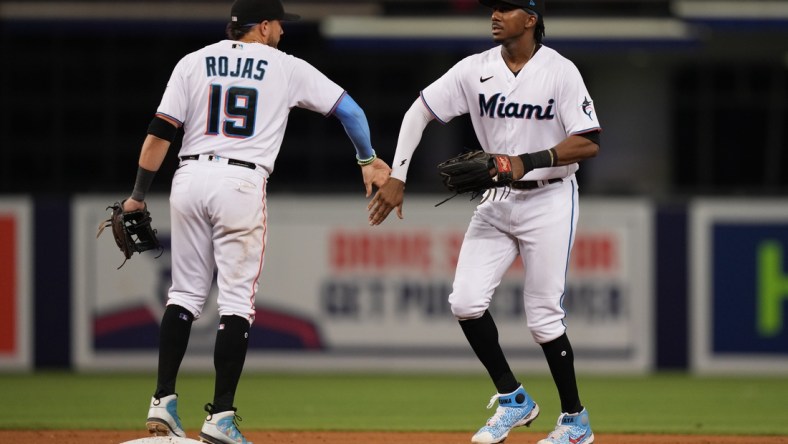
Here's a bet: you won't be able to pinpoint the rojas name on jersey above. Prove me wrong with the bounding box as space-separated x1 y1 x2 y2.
479 93 555 120
205 56 268 80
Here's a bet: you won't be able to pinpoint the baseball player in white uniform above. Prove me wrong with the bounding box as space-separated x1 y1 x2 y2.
368 1 600 443
122 0 390 442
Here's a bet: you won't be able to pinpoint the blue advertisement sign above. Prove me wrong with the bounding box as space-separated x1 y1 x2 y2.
712 224 788 354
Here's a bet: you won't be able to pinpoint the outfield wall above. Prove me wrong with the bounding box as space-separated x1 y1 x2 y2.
0 198 33 371
2 195 788 374
71 195 653 374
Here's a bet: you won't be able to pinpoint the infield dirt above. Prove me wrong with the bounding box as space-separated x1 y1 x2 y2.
2 430 788 444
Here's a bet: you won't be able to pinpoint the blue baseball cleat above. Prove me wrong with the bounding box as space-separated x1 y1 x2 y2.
537 408 594 444
471 385 540 444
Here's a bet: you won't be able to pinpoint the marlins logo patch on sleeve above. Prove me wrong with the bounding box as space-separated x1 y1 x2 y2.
581 97 594 120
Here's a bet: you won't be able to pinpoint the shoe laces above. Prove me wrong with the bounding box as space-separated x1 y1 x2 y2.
205 403 246 438
546 413 574 439
231 413 244 430
484 407 510 426
485 393 502 409
483 393 509 426
225 415 245 440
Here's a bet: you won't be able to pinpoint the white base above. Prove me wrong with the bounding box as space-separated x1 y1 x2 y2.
121 437 203 444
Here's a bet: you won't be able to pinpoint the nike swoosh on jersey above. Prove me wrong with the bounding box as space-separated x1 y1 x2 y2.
480 76 494 83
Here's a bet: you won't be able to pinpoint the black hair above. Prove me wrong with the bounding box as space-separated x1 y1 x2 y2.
522 8 546 44
535 20 545 44
226 21 255 40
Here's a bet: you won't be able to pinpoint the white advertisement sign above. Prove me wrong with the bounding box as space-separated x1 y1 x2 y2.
73 195 653 373
0 197 33 371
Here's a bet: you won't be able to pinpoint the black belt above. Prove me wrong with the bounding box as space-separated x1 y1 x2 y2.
179 154 257 170
510 178 563 190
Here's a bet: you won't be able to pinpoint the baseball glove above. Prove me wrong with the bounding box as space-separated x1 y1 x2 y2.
96 201 162 269
436 150 514 204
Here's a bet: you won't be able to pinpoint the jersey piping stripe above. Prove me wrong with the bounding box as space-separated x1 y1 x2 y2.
250 178 268 321
570 127 602 135
155 112 183 127
326 90 347 117
558 178 577 329
419 91 447 124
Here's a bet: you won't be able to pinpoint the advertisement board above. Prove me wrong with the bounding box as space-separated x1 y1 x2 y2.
73 195 653 373
691 199 788 374
0 197 33 371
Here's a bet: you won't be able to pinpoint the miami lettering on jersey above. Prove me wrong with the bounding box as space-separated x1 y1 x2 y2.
205 56 268 80
478 93 555 120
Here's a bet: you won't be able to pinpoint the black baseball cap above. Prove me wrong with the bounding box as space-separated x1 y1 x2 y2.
230 0 300 24
479 0 545 18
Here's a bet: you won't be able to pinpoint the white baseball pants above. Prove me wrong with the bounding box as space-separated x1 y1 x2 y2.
449 175 578 344
166 160 268 323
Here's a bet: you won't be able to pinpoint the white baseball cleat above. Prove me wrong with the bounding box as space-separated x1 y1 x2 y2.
198 404 252 444
146 394 186 437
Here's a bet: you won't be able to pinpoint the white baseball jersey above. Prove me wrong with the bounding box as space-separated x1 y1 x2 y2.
427 45 602 343
158 40 345 322
156 40 345 175
421 45 601 181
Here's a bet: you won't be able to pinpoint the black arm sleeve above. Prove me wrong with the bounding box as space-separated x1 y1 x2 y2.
147 116 178 142
576 130 600 147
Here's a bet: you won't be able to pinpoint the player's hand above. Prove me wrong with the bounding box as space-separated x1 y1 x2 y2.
122 197 146 213
367 177 405 226
361 158 392 197
509 155 527 180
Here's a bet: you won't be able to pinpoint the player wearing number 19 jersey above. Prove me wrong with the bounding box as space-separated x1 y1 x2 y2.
159 35 346 173
123 0 391 442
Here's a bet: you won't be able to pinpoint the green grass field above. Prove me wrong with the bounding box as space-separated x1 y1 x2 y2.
0 372 786 435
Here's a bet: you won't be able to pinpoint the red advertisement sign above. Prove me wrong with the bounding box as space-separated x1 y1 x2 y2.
0 217 16 354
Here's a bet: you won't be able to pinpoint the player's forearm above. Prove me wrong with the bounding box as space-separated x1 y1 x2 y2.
138 134 171 172
390 99 434 182
333 93 376 163
552 134 599 165
130 135 170 201
514 134 599 179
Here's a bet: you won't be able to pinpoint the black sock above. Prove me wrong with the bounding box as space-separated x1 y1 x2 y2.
212 315 250 413
459 310 519 394
155 304 194 398
541 333 582 413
